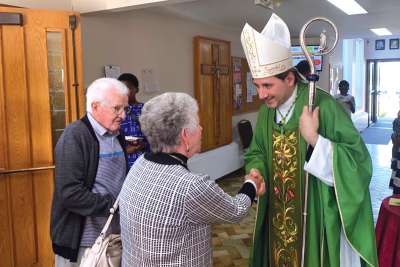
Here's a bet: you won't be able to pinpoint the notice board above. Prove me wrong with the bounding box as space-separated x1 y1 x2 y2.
232 56 263 114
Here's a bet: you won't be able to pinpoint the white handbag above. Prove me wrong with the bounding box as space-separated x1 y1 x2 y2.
80 197 122 267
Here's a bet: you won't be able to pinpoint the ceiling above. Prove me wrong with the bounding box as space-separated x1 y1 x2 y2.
6 0 400 39
141 0 400 39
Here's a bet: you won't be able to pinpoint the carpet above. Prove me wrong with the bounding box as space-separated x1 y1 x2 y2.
361 124 392 145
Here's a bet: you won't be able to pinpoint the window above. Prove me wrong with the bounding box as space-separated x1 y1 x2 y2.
342 38 365 112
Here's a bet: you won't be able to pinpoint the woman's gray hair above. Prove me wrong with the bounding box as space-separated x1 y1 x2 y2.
139 92 199 153
86 78 128 113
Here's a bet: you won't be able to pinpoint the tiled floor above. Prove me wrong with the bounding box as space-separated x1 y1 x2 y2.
212 143 394 266
367 143 393 223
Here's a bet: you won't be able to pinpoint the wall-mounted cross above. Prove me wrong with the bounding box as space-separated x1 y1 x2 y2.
200 44 229 140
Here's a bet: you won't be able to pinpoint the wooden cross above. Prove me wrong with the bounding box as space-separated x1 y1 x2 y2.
200 44 229 141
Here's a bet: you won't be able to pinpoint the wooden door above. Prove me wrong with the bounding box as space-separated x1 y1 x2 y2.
194 36 232 152
0 7 84 267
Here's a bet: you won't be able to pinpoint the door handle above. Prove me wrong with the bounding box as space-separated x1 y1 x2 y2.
0 165 55 175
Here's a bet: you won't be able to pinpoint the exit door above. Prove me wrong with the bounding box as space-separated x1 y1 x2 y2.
366 59 400 123
0 7 84 267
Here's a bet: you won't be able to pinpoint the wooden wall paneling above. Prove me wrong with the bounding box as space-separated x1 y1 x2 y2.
65 14 84 121
31 169 53 267
1 7 84 122
217 41 232 145
25 20 53 165
0 26 14 267
197 40 214 149
0 177 13 267
0 27 5 171
3 25 37 267
71 16 85 119
25 23 54 267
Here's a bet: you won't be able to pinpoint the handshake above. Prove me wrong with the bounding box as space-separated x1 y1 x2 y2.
245 168 266 197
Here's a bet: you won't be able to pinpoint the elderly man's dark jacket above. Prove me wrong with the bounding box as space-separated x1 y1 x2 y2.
50 115 127 262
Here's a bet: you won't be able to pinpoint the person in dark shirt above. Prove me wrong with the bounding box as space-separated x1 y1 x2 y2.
295 60 310 81
334 80 355 116
118 73 149 168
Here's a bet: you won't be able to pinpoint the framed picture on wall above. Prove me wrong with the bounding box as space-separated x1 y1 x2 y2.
375 39 385 50
390 38 399 49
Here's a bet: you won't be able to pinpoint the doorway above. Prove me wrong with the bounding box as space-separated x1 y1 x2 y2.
366 59 400 123
0 7 84 267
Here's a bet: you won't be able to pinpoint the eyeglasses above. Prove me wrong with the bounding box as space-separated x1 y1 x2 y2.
107 104 131 115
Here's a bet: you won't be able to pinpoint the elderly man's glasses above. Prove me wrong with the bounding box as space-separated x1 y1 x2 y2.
106 104 131 115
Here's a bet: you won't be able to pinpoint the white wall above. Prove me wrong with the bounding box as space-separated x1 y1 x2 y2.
81 9 339 179
82 9 244 97
365 35 400 60
1 0 186 13
82 9 257 145
82 10 333 145
2 0 72 10
82 9 259 178
327 39 343 92
327 39 370 131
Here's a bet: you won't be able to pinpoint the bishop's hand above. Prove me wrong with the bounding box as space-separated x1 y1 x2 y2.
299 106 319 147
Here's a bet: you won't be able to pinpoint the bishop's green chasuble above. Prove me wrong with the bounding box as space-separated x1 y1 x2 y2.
245 82 378 267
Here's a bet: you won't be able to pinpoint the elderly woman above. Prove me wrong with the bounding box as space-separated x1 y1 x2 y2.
119 92 264 266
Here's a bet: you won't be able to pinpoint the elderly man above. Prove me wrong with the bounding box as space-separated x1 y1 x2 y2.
241 14 377 266
50 78 129 266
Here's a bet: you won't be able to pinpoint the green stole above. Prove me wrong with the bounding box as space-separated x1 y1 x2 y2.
269 126 303 266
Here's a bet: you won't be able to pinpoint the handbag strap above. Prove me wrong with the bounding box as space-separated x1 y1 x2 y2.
99 196 120 238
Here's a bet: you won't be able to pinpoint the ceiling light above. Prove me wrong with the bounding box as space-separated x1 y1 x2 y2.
255 0 282 10
370 28 392 36
326 0 368 15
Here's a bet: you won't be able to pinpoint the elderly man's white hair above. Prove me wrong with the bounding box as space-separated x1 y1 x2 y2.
86 78 128 113
139 92 199 153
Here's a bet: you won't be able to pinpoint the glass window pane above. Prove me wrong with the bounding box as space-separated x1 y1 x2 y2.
47 32 66 148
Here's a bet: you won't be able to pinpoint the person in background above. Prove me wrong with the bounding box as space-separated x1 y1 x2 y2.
334 79 356 116
118 73 149 168
390 110 400 194
119 92 265 266
50 78 129 266
294 59 311 81
241 13 377 266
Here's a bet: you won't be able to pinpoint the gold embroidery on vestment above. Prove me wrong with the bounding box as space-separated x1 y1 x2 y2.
271 130 300 266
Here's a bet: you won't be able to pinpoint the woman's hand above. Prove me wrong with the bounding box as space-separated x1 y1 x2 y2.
245 168 266 197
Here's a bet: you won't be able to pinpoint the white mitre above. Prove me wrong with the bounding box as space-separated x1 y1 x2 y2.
241 13 292 79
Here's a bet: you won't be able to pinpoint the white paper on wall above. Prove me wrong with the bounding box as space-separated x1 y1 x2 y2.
141 68 160 93
104 65 121 79
246 72 256 102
